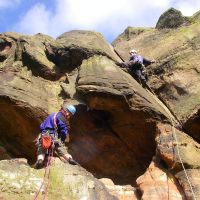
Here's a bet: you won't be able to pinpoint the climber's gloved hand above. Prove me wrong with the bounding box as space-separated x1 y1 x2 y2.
63 153 72 161
68 158 79 165
63 154 79 165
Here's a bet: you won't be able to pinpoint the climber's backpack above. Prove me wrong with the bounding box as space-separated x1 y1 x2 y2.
41 133 52 149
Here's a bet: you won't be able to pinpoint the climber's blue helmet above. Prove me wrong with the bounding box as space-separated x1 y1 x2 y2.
61 104 76 115
67 105 76 115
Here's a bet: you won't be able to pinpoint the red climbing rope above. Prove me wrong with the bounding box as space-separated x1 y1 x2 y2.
33 147 54 200
42 148 54 200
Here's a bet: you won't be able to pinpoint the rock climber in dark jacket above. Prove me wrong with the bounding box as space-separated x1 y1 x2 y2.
121 49 155 87
35 104 76 169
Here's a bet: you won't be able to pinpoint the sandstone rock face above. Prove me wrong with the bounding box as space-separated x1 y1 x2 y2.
0 159 116 200
1 13 200 199
156 8 189 29
57 30 121 63
44 30 121 75
0 34 18 66
0 30 122 161
72 55 178 184
184 110 200 142
0 30 176 199
154 123 200 200
156 123 200 171
99 178 138 200
136 122 200 200
136 158 186 200
113 10 200 142
176 169 200 200
0 62 65 160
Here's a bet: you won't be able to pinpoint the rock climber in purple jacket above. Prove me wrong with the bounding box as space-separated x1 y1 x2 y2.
121 49 155 87
35 104 77 169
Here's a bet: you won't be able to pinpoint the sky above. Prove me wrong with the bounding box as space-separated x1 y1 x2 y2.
0 0 200 43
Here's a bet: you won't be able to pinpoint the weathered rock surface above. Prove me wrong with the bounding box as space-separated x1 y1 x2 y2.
0 64 65 160
156 123 200 171
136 158 186 200
0 29 179 187
176 169 200 200
156 8 189 29
56 30 121 62
72 55 178 184
99 178 138 200
1 9 200 198
44 30 121 75
113 8 200 142
0 158 117 200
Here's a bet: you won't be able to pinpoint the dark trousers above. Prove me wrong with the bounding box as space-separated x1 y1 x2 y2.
129 68 146 84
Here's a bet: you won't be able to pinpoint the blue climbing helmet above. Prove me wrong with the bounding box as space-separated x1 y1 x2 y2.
63 104 76 115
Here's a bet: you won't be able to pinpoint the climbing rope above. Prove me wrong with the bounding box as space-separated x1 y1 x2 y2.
42 148 53 200
33 163 48 200
151 88 197 199
170 122 197 200
33 147 54 200
144 96 197 199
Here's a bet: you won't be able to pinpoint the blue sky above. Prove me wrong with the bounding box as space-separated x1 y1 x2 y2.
0 0 200 43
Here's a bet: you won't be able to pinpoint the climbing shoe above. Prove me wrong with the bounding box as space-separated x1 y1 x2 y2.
34 159 44 169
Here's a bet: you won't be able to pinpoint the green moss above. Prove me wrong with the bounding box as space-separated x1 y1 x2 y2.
48 166 77 200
